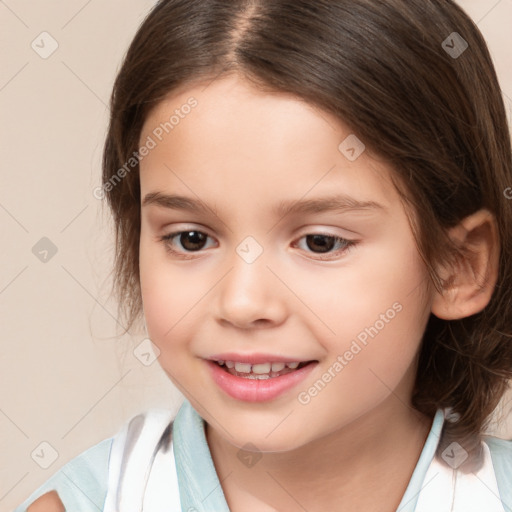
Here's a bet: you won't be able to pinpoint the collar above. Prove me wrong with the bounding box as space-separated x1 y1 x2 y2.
173 400 231 511
397 408 446 511
408 409 505 512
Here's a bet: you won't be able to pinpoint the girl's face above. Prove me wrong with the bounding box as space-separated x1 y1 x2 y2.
139 74 433 451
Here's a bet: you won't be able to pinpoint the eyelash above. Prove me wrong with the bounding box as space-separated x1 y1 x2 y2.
158 229 357 261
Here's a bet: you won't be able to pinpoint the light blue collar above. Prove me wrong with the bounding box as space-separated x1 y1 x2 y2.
173 400 231 511
397 408 446 511
173 399 445 512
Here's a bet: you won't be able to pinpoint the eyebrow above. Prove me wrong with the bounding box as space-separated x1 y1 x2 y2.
142 192 385 217
142 192 213 214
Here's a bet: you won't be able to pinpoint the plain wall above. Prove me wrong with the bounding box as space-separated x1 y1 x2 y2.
1 0 512 510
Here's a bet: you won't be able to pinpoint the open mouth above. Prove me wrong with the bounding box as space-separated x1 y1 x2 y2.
212 360 316 379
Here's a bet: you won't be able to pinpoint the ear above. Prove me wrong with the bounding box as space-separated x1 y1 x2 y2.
431 209 499 320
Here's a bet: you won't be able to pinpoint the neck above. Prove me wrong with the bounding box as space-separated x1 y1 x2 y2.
206 389 433 512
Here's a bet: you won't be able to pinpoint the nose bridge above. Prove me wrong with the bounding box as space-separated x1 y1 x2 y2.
215 234 286 328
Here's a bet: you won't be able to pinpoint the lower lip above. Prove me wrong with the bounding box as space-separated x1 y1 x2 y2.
206 360 317 402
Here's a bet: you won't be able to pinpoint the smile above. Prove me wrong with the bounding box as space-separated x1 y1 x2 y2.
206 358 318 402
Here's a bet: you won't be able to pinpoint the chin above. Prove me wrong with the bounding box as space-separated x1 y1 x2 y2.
219 420 312 453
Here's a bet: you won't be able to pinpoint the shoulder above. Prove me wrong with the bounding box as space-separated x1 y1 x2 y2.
104 407 177 509
108 407 176 461
13 437 113 512
484 435 512 466
483 435 512 509
14 408 178 512
26 491 64 512
117 407 176 437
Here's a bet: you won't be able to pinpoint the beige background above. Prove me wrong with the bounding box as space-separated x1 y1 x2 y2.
1 1 512 510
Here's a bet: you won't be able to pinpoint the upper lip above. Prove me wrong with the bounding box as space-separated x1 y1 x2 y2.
207 353 316 364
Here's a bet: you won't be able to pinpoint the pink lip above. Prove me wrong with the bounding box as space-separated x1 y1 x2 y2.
206 359 318 402
208 352 309 364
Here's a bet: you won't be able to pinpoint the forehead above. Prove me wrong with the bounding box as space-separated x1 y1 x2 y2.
141 74 339 152
138 74 400 215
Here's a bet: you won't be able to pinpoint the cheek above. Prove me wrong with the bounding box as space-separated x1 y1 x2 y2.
344 263 428 387
309 235 430 390
139 237 201 352
302 235 429 346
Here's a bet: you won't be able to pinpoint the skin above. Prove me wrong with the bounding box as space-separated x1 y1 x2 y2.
27 491 65 512
138 73 437 512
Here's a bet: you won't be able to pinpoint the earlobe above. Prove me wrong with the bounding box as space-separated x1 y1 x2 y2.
431 209 499 321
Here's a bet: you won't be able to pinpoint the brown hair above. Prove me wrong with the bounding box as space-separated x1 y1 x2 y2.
102 0 512 469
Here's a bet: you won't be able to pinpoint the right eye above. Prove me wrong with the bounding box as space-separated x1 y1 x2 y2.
159 230 216 258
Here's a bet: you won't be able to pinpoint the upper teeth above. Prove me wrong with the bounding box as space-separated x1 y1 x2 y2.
218 361 300 373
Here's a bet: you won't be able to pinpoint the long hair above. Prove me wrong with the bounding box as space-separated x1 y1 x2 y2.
102 0 512 470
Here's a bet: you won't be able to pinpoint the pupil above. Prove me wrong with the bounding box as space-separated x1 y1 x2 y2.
307 234 334 253
181 231 207 251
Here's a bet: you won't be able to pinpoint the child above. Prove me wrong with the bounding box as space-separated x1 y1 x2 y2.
15 0 512 510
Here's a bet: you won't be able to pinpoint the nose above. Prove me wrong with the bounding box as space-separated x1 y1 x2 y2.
215 245 288 330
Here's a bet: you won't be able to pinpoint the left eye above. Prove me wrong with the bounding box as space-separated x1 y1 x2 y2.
294 233 355 258
159 230 356 260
